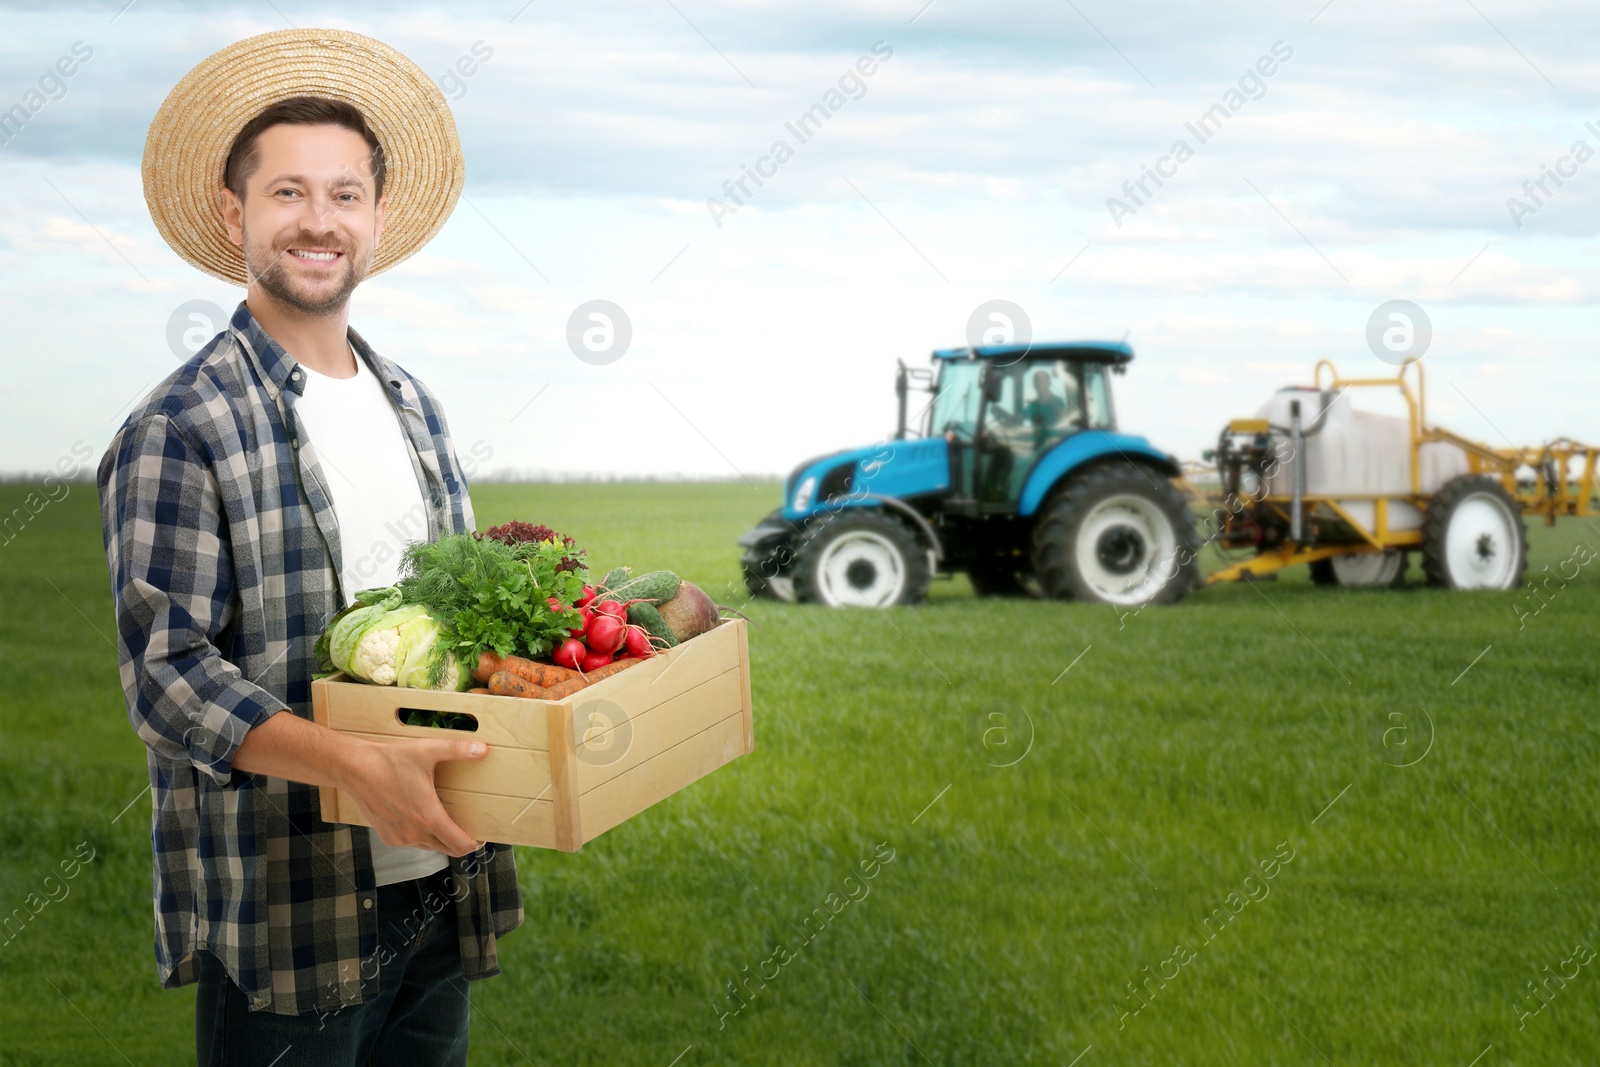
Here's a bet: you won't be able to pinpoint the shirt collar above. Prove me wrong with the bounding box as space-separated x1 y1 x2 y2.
228 299 409 403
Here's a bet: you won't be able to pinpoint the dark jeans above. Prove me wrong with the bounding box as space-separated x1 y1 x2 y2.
195 865 469 1067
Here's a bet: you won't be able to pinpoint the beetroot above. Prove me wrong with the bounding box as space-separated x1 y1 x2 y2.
657 581 719 642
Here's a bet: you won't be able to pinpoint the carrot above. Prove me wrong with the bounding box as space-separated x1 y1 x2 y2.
472 651 506 684
469 686 491 695
474 650 581 688
487 670 549 699
539 656 642 700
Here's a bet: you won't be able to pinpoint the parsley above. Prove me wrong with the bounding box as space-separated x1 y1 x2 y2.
397 531 587 668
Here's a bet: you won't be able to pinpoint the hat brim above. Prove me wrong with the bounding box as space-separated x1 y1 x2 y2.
142 27 464 286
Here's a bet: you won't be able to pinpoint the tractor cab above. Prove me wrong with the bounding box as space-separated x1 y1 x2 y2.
906 343 1130 513
739 340 1194 608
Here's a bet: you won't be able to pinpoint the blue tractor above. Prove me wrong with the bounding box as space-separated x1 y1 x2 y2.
737 342 1199 607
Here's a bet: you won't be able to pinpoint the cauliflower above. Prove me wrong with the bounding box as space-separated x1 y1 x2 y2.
348 625 406 685
315 587 471 691
317 586 429 686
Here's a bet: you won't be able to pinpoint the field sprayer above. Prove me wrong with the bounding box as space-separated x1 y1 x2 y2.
1200 359 1600 589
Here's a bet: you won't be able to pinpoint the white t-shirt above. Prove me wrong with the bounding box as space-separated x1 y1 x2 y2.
294 340 449 887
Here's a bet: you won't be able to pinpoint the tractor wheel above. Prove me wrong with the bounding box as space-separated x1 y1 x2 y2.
741 559 796 602
1421 475 1527 590
787 511 928 607
1031 463 1198 606
1309 551 1407 587
793 510 930 607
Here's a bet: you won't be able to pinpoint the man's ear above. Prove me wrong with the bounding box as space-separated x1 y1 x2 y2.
219 187 243 247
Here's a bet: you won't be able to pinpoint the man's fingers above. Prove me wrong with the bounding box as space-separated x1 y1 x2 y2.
442 739 488 762
419 797 480 857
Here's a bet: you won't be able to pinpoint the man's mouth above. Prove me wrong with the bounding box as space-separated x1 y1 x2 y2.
288 248 344 265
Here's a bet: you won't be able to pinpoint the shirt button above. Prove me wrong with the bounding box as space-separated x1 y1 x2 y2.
362 898 372 909
291 371 301 381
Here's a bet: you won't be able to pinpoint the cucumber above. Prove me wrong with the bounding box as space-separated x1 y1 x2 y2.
599 569 681 605
626 602 679 648
599 566 631 592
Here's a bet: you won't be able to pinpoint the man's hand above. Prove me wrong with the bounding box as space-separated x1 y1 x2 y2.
339 737 489 857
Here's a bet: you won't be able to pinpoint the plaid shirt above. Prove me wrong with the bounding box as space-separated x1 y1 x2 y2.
96 299 523 1017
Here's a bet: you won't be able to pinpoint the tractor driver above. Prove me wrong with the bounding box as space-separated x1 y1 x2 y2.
1021 368 1080 451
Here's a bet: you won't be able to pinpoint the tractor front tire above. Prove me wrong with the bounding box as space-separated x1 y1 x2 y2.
1031 463 1198 606
1421 475 1527 590
793 509 930 607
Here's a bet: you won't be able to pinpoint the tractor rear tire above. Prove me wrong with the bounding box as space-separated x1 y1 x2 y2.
1421 476 1527 590
793 509 930 607
1031 463 1198 606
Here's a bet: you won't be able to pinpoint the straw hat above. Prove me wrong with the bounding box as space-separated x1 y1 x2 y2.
142 28 464 285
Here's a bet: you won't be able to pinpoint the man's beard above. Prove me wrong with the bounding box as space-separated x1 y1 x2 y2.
244 228 370 315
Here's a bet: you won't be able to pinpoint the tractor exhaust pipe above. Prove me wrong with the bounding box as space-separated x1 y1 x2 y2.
895 360 909 440
1289 399 1305 543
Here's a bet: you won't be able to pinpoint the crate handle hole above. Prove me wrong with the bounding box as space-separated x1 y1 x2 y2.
396 707 480 732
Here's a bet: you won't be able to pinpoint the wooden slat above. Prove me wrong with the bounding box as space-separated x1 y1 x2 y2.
577 710 751 844
544 699 581 852
337 785 562 850
315 679 552 750
334 730 551 799
434 787 561 850
736 616 754 754
574 668 745 794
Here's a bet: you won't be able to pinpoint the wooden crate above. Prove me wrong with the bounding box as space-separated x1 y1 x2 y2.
309 618 753 851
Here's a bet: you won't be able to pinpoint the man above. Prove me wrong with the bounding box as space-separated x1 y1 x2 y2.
1021 368 1078 453
96 29 520 1065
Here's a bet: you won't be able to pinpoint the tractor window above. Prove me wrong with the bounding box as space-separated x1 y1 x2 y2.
1019 361 1084 448
1083 362 1115 429
977 360 1087 504
928 361 982 439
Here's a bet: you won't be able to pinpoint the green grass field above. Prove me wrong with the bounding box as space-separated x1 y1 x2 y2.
3 479 1598 1065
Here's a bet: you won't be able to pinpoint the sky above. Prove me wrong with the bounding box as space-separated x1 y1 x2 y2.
2 0 1598 482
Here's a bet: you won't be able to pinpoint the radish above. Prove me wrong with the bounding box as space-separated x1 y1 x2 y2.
576 584 596 608
586 613 626 655
579 649 614 672
622 625 654 659
593 599 626 619
553 638 586 670
569 604 594 638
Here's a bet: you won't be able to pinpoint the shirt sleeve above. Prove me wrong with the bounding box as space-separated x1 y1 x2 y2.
97 413 285 789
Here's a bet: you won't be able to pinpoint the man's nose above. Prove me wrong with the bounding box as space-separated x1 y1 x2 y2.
293 192 344 231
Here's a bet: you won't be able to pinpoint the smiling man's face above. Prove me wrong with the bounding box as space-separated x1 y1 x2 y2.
221 122 387 316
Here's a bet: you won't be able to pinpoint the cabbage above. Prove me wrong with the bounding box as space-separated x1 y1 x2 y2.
315 585 428 685
394 614 474 692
